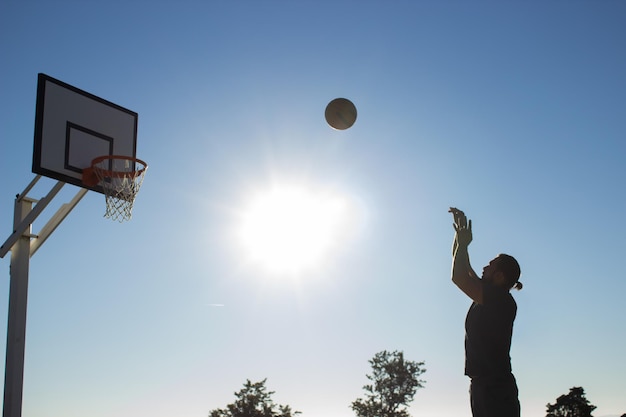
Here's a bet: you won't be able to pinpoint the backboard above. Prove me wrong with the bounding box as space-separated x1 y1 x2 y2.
32 73 138 194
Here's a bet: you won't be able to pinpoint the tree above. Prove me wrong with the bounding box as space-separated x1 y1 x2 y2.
546 386 596 417
351 350 426 417
209 379 300 417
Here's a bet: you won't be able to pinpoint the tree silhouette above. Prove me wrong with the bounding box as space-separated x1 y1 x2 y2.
351 350 426 417
209 379 300 417
546 386 596 417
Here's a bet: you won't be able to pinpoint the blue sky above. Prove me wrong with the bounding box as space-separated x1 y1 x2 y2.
1 2 625 417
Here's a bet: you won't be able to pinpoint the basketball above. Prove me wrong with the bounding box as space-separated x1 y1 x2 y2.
325 98 357 130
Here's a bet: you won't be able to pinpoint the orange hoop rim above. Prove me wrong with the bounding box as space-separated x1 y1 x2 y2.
91 155 148 179
82 155 148 187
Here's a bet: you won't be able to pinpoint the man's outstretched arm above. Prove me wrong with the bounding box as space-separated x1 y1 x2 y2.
449 207 484 304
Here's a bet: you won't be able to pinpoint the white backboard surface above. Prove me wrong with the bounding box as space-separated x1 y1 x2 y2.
32 74 138 194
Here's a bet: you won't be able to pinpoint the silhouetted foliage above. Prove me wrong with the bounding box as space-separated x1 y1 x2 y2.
209 379 300 417
351 350 426 417
546 387 596 417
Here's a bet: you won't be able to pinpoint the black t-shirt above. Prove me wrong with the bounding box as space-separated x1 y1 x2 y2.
464 281 517 378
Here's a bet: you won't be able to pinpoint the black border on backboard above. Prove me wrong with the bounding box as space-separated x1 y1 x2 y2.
64 122 115 174
32 73 138 193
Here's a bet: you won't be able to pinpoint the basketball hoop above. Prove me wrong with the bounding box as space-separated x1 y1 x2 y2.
82 155 148 222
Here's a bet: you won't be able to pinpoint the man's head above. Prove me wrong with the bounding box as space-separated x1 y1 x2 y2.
482 254 522 290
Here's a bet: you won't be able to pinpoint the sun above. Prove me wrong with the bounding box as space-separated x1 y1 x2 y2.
236 183 361 275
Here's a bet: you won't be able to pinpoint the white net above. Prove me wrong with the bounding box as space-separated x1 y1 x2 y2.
92 157 147 222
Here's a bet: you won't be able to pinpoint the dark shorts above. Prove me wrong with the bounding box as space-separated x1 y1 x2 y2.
470 373 520 417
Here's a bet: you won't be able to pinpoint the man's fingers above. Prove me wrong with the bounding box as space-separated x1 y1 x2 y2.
450 208 471 234
449 208 465 226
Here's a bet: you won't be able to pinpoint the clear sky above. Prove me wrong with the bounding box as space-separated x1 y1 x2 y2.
1 2 625 417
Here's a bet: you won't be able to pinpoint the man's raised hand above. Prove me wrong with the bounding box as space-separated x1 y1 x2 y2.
449 207 472 247
449 207 466 228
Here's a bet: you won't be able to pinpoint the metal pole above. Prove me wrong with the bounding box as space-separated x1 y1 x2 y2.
0 181 64 259
2 196 33 417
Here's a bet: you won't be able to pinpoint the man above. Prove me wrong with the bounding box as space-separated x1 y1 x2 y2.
449 207 522 417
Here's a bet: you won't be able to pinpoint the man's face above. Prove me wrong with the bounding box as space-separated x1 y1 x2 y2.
482 257 505 285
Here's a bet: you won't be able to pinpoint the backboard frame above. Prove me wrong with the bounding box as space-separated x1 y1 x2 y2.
32 73 138 194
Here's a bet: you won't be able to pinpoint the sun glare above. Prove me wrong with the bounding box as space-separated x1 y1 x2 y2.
237 183 361 275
